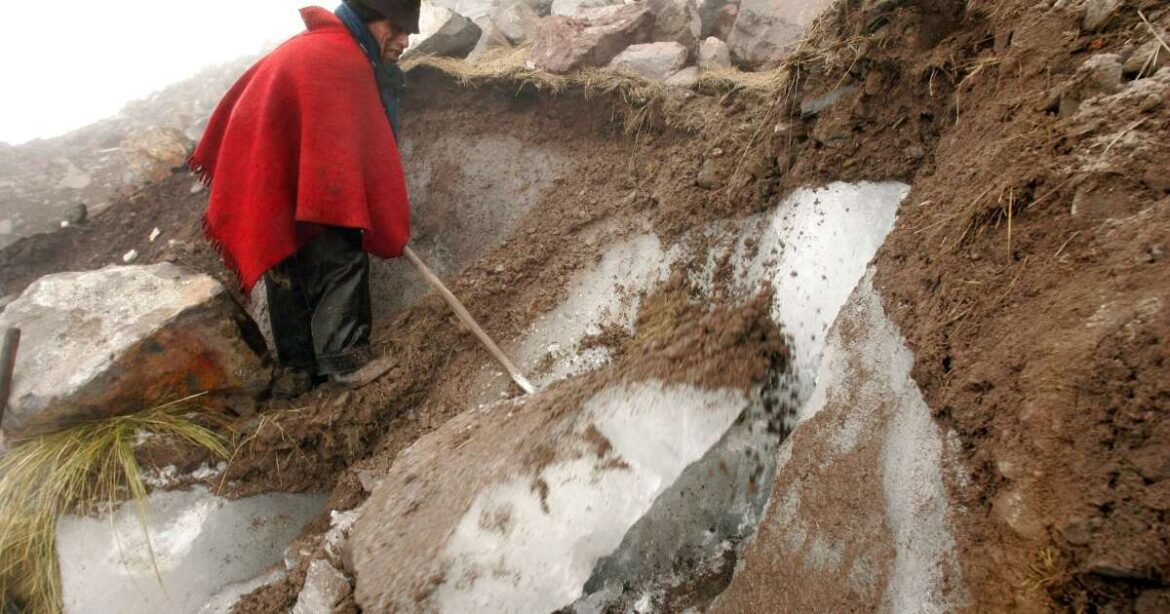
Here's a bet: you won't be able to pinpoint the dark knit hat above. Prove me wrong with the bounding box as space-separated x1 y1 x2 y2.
344 0 421 33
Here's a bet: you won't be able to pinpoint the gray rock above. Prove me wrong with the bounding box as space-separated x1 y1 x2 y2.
467 18 514 61
292 559 352 614
698 0 735 38
1079 53 1124 94
491 0 543 44
0 263 271 439
405 2 484 59
65 203 87 225
529 4 655 74
1082 0 1121 32
608 42 689 81
729 0 833 67
696 156 728 189
800 85 857 118
699 36 731 70
665 66 700 87
646 0 702 51
1136 590 1170 614
1123 38 1169 77
710 3 739 42
550 0 620 17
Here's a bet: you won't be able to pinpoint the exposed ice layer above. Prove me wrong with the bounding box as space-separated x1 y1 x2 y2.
814 271 966 610
521 234 677 384
713 271 967 611
57 487 327 614
432 381 749 613
578 382 783 608
718 181 908 410
471 233 678 405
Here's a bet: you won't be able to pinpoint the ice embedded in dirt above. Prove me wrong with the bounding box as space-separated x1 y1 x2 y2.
472 233 679 403
56 486 327 614
715 271 969 610
435 382 746 612
706 181 909 407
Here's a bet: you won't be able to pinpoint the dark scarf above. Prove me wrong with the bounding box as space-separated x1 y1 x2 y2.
336 3 406 139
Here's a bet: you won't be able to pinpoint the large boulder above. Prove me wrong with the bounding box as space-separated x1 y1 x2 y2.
645 0 702 52
466 19 515 61
120 127 193 186
608 42 689 82
550 0 621 18
698 0 735 38
405 0 483 59
490 0 543 44
0 263 270 439
529 3 655 74
728 0 833 67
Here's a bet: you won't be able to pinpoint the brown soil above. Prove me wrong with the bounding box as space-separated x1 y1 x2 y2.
759 0 1170 609
2 0 1167 610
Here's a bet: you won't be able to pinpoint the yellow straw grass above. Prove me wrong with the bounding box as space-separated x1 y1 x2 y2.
0 395 227 613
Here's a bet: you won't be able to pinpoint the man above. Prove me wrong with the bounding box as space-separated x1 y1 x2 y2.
191 0 420 392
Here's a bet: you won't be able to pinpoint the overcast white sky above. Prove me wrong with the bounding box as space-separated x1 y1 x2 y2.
0 1 318 145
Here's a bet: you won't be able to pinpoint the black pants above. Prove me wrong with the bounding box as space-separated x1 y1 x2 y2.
264 228 372 375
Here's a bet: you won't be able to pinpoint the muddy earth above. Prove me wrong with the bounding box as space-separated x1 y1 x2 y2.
1 0 1168 611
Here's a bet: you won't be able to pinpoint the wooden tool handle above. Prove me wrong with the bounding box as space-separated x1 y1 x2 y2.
402 246 536 394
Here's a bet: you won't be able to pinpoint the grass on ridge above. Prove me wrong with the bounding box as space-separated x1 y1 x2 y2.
0 396 228 614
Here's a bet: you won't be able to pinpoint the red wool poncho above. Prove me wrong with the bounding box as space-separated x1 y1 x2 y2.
191 7 411 293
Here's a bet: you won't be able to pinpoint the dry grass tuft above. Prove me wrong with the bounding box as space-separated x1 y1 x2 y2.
0 396 227 613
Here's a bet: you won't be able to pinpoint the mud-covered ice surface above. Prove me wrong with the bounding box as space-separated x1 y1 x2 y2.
349 286 790 613
55 487 327 614
700 181 909 405
713 272 969 612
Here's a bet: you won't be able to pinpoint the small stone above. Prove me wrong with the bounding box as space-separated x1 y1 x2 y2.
1123 40 1170 77
800 85 857 118
226 394 258 418
665 66 699 87
1145 165 1170 193
1136 589 1170 614
149 228 161 242
66 203 88 225
122 249 138 263
1078 53 1123 95
1058 518 1092 546
190 182 206 194
696 157 727 189
699 36 731 70
992 487 1046 539
1082 0 1121 32
292 559 352 614
60 221 70 229
1087 559 1152 581
608 42 689 81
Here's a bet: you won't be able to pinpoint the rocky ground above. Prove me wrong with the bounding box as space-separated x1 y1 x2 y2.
1 0 1168 612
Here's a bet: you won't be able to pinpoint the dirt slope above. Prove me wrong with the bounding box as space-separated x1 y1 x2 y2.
1 0 1167 611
